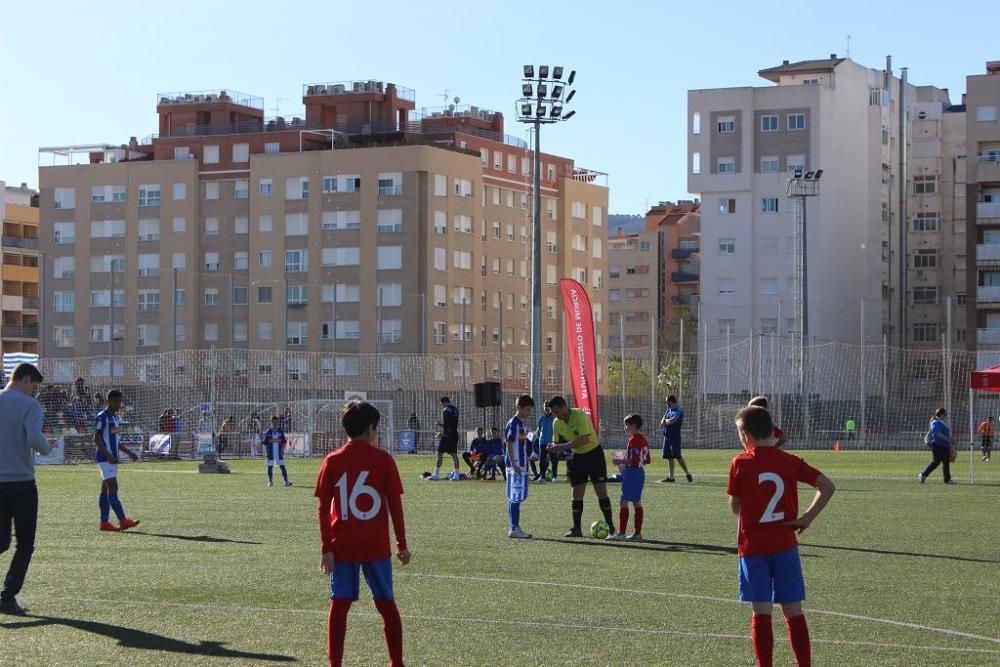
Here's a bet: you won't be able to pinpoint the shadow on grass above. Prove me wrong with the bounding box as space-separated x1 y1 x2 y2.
532 536 746 557
802 542 998 564
0 615 295 661
122 531 261 545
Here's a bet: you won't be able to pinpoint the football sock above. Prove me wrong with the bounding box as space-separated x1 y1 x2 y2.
434 466 440 477
571 500 584 531
374 598 404 667
279 465 289 482
786 613 811 666
751 613 773 667
598 496 614 529
266 465 274 484
551 460 559 476
108 493 126 521
634 506 644 533
508 501 521 530
99 492 110 523
618 507 629 534
327 598 351 667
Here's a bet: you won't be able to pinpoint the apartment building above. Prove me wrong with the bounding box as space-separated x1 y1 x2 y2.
1 182 40 357
38 81 608 389
607 229 658 353
967 61 1000 363
689 55 961 394
645 201 700 341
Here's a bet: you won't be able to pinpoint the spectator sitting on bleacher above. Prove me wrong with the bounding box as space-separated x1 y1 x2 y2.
480 427 506 481
462 427 490 477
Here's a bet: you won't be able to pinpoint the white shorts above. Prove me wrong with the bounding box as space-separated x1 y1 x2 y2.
97 462 119 481
248 434 261 446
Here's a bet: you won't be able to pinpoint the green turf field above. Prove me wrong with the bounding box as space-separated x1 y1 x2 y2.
1 450 998 666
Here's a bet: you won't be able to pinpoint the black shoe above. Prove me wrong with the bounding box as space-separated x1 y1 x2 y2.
686 473 693 483
0 597 27 615
659 477 675 483
564 528 583 538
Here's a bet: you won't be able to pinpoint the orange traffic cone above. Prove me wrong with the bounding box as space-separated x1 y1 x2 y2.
833 440 841 453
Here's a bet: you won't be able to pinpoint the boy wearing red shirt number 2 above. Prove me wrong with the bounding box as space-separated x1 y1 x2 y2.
315 400 411 667
727 406 835 667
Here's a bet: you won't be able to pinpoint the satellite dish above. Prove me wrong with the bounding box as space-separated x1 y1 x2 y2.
453 96 460 104
448 104 455 112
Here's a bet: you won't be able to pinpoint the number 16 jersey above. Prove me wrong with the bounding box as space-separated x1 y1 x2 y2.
314 440 404 562
727 446 821 557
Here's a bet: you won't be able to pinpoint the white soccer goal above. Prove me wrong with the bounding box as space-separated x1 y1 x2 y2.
287 398 395 457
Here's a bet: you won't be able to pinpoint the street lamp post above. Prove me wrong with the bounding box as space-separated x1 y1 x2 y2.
516 65 577 404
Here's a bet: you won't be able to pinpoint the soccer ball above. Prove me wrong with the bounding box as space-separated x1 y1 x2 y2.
590 520 610 539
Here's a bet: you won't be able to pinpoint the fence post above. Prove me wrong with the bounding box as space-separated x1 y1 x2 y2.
860 299 866 448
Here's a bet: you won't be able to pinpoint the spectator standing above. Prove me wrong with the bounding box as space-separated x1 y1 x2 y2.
432 397 460 481
920 408 956 485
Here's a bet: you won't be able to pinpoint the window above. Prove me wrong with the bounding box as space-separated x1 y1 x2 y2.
233 252 248 270
378 209 404 233
90 255 122 273
546 264 557 285
336 321 361 340
453 250 472 269
717 157 736 173
912 323 939 343
286 177 309 200
719 238 735 255
53 187 75 209
913 250 938 268
258 250 272 268
434 248 447 271
53 291 74 313
571 201 586 218
138 184 161 207
433 211 447 235
286 321 308 345
233 143 249 163
137 289 159 312
761 198 779 213
203 145 219 164
434 174 447 197
452 214 472 234
203 182 219 200
336 357 360 375
138 218 160 241
593 239 603 259
172 289 184 306
787 113 806 131
914 175 937 195
264 142 279 154
204 252 219 272
90 219 125 238
91 185 125 202
234 216 248 235
759 237 779 255
257 286 272 303
233 323 248 342
53 222 75 244
233 287 248 305
717 116 735 133
913 212 939 232
433 284 447 307
719 278 735 295
335 283 360 302
453 178 472 197
692 111 701 134
258 215 273 232
53 326 74 348
137 254 159 277
760 278 778 295
760 156 779 173
321 210 361 230
322 247 360 267
377 172 402 196
760 318 778 335
718 198 736 214
204 288 219 305
718 319 736 335
201 323 218 342
259 179 273 196
170 217 185 234
285 249 308 272
204 217 219 236
378 283 402 307
257 322 273 340
976 106 998 122
285 213 307 236
379 319 402 343
912 286 938 305
493 151 502 170
787 155 806 173
761 115 779 132
377 246 403 270
286 284 308 305
234 180 249 199
173 146 191 160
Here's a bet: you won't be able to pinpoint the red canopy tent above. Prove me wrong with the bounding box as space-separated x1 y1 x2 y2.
964 365 1000 483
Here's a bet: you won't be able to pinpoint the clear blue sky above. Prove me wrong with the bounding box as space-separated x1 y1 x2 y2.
1 0 996 214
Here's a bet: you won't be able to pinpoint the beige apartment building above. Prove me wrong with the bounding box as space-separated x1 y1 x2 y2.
966 61 1000 364
1 182 40 357
688 55 965 395
607 229 659 353
38 82 608 390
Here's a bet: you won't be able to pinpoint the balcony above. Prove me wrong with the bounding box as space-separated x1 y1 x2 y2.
1 325 39 339
2 236 38 250
22 297 39 310
977 244 1000 263
671 271 699 284
977 202 1000 223
977 286 1000 303
671 247 698 260
671 295 689 305
978 329 1000 346
977 154 1000 183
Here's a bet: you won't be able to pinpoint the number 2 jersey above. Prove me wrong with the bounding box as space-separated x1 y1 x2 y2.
727 446 821 557
314 439 407 562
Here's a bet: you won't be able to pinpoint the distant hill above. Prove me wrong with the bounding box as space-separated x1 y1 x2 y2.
608 213 644 236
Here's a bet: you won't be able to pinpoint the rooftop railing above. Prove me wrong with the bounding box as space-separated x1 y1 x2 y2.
303 81 415 102
157 90 264 109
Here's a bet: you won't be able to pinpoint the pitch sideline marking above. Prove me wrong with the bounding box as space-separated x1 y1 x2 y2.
26 595 1000 657
401 572 1000 646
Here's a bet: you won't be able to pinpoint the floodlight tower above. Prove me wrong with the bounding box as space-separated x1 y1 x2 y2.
517 65 577 405
786 168 823 436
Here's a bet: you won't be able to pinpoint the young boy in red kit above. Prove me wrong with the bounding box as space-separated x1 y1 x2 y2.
315 400 411 667
728 406 835 667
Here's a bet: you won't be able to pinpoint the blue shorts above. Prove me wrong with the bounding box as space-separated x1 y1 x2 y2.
330 558 394 601
506 471 529 503
661 437 682 459
738 546 805 603
620 467 645 503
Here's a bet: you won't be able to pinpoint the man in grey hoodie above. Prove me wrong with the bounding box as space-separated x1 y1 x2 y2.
0 363 50 615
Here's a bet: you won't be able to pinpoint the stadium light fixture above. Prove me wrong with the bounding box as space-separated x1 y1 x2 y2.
553 66 564 79
565 89 576 103
552 85 564 99
524 65 534 78
567 70 576 85
813 169 823 180
550 105 563 118
539 65 549 78
522 83 533 97
794 168 803 178
535 104 546 117
562 110 576 120
537 84 548 98
804 171 816 180
520 103 532 116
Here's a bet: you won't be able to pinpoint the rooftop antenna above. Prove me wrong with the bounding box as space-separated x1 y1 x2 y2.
269 98 289 117
846 34 851 58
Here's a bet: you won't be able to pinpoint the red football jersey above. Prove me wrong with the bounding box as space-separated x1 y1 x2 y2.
626 433 651 467
314 440 405 562
727 446 821 557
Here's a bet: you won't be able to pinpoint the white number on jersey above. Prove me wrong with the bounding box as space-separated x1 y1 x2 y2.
334 471 382 521
757 472 786 524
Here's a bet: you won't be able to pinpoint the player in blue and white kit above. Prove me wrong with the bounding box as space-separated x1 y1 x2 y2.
262 415 292 487
504 395 535 539
94 390 140 532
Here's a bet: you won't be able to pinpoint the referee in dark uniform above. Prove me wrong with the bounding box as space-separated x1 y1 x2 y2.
433 397 460 480
0 363 50 615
